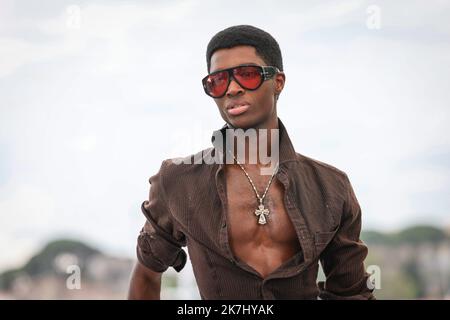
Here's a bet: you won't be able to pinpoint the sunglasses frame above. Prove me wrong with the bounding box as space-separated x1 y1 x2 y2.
202 64 280 98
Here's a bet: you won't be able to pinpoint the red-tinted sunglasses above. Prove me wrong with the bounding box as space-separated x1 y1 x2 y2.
202 64 280 98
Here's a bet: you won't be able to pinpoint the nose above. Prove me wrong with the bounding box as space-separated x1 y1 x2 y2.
226 78 244 97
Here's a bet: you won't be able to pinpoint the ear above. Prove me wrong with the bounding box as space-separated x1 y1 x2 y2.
274 72 286 96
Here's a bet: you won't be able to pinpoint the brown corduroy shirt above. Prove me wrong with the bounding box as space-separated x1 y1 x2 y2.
136 118 374 300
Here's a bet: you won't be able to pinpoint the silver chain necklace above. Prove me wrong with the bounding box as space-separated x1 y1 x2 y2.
228 150 280 225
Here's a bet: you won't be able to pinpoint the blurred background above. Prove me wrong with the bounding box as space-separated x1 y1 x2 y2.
0 0 449 299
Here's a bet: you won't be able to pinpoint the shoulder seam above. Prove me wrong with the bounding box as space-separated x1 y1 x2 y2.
296 153 347 178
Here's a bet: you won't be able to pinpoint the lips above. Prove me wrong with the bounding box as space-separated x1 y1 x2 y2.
226 102 250 116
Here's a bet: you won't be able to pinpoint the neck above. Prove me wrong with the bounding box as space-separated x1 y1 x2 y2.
228 116 279 167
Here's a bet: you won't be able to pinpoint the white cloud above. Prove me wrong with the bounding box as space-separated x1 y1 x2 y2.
0 183 56 231
275 0 364 33
0 0 201 77
0 183 57 269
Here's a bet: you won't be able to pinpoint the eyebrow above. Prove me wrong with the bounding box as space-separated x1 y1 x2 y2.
210 63 260 74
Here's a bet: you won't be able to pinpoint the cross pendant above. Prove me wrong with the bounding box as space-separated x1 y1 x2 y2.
254 204 270 225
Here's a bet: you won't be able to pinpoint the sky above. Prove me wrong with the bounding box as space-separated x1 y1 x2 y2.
1 0 450 271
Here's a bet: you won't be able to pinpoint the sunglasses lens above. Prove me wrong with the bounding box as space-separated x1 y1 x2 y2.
203 66 265 98
205 71 229 97
233 66 262 89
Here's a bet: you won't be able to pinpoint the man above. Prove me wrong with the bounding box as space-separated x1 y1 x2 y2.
128 25 374 300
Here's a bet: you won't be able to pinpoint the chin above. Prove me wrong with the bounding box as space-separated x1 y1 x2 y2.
230 114 273 130
226 117 257 130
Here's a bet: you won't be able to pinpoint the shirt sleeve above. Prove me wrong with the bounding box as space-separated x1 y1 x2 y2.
317 174 375 300
136 160 187 273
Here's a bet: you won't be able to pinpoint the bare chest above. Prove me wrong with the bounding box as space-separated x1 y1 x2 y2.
223 165 301 276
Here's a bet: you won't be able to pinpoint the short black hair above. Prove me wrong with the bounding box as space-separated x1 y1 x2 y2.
206 25 283 73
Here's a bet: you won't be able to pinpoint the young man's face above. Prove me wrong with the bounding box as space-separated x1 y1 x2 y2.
209 45 285 129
